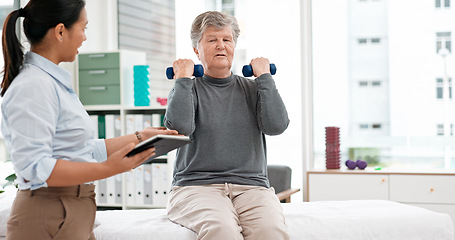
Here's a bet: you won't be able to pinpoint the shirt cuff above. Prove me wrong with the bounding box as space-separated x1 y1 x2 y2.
18 157 57 190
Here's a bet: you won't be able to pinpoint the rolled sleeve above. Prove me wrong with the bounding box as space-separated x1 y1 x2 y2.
17 157 57 190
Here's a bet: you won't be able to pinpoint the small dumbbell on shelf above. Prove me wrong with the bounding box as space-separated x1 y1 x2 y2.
356 159 367 170
345 159 367 170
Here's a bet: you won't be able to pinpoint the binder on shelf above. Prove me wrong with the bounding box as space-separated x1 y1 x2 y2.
151 114 163 127
105 114 115 139
98 115 106 139
143 114 152 128
97 178 107 204
134 165 145 205
106 176 116 205
152 163 169 207
125 170 135 206
114 174 123 204
143 164 153 205
114 115 121 137
126 114 136 134
134 114 144 132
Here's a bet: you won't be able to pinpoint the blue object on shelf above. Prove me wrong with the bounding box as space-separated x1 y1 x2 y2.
133 65 150 106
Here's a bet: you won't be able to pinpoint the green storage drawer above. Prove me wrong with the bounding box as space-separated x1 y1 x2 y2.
78 53 120 70
79 69 120 86
79 85 120 105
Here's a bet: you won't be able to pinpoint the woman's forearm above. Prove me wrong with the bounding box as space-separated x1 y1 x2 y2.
47 142 156 187
46 159 114 187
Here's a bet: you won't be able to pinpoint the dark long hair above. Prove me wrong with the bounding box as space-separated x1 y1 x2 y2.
1 0 86 96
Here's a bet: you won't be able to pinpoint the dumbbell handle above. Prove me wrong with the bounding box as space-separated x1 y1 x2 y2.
166 64 204 79
242 63 276 77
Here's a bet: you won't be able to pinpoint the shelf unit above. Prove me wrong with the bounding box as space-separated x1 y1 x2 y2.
76 50 174 209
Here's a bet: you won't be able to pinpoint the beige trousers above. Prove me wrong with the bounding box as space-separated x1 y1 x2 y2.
6 184 96 240
167 183 289 240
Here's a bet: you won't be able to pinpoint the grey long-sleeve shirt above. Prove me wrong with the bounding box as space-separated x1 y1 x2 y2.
164 73 289 188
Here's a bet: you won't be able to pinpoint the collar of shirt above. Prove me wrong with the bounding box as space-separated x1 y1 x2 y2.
24 51 74 93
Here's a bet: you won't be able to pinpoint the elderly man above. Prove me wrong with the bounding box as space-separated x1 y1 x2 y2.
164 11 290 240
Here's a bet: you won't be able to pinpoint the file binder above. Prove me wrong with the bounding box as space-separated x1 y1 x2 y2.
125 170 135 206
152 163 168 207
143 164 153 205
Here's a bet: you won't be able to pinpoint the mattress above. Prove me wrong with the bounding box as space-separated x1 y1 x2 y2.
93 200 454 240
1 187 453 239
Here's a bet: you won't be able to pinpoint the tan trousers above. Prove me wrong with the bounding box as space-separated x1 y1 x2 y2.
6 184 96 240
167 183 289 240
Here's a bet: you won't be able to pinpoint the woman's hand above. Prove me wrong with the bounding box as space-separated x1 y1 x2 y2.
173 59 195 79
140 127 180 141
104 143 156 175
249 57 271 77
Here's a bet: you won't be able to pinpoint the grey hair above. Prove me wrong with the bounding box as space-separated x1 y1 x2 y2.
190 11 240 49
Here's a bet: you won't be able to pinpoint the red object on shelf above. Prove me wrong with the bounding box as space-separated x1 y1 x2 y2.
325 126 340 169
157 97 168 106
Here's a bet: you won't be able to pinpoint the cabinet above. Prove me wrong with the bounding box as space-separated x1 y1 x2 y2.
76 50 174 209
308 173 389 201
308 169 455 231
77 50 144 107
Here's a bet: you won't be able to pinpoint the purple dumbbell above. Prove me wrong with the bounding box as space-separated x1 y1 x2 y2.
356 159 367 170
345 160 357 170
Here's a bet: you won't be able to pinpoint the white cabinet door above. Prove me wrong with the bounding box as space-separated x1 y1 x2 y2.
309 174 389 201
389 175 455 204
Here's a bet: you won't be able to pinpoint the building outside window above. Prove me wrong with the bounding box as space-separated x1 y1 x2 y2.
313 0 455 169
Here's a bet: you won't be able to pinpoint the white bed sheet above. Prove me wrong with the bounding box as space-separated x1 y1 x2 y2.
0 187 453 240
94 200 454 240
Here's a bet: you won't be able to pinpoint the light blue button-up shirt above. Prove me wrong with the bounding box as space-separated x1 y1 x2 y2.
1 52 107 190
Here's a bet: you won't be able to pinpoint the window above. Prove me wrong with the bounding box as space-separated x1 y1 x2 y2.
437 78 444 99
437 32 452 53
372 81 381 86
437 124 444 136
449 78 452 99
312 0 455 170
359 81 368 86
358 38 368 44
371 38 381 44
436 0 451 8
436 78 452 99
